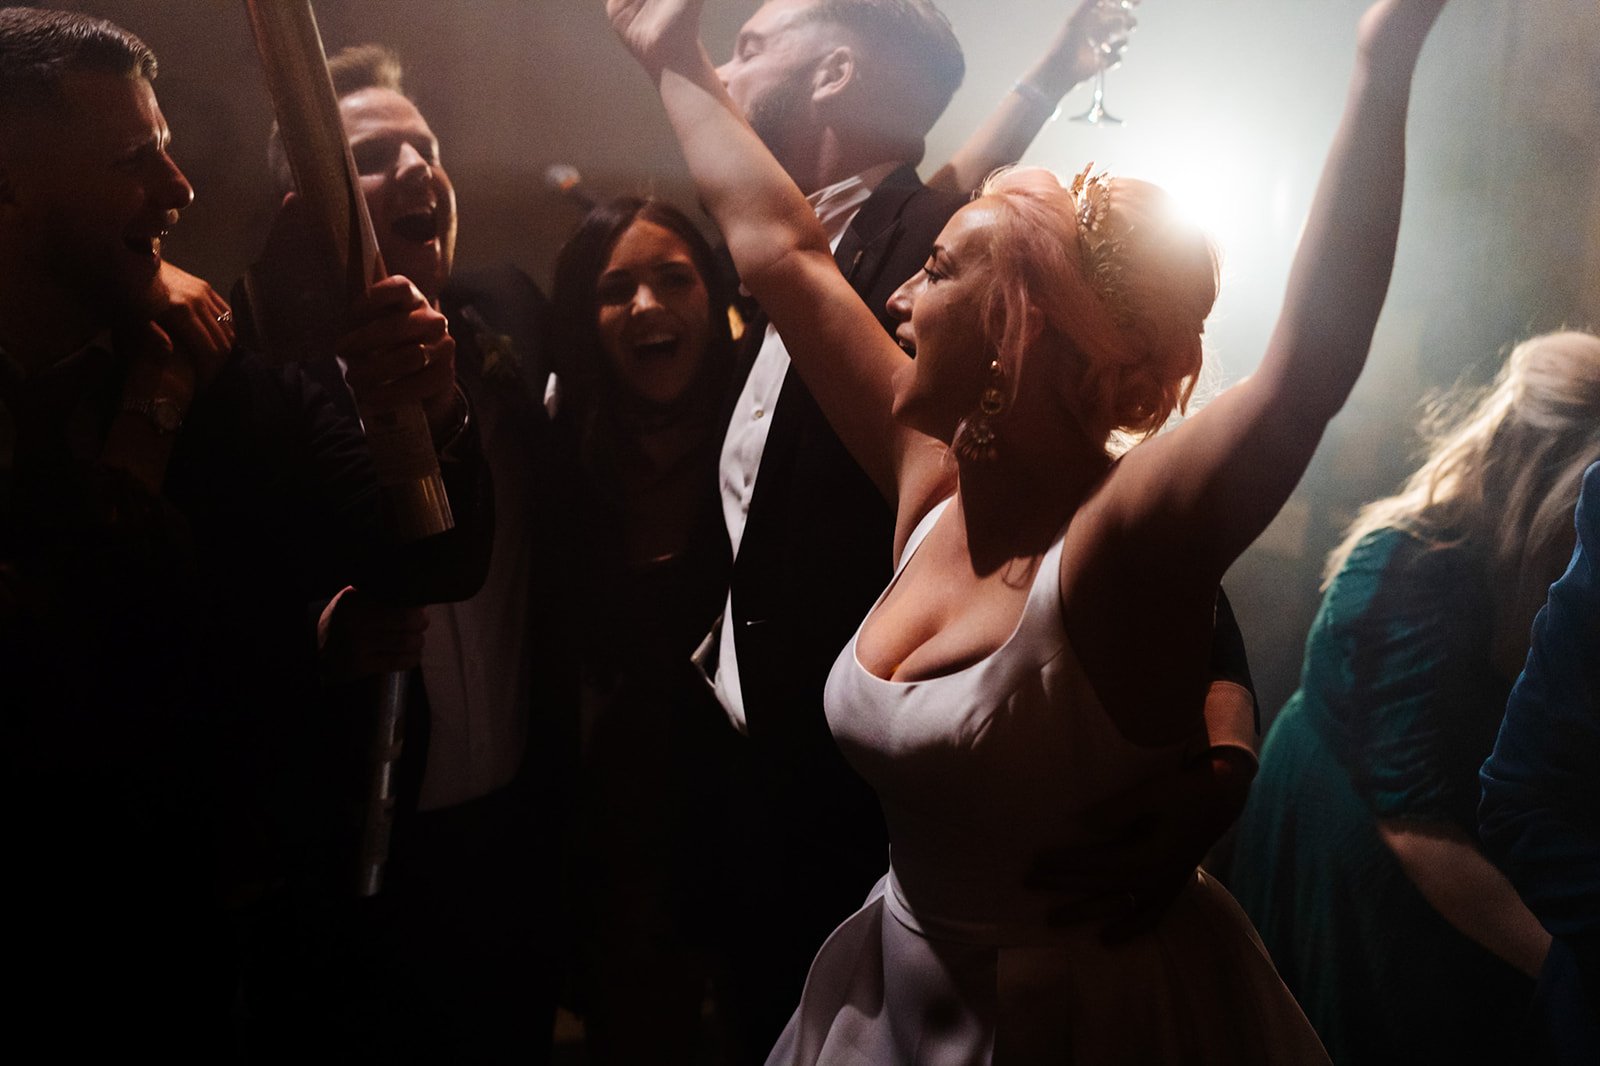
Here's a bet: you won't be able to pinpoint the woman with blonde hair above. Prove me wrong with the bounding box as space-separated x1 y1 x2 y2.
607 0 1450 1059
1231 330 1600 1064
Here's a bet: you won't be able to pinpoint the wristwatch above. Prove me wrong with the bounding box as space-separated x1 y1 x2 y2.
118 395 184 435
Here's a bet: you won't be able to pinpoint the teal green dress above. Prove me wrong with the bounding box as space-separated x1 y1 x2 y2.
1231 527 1535 1065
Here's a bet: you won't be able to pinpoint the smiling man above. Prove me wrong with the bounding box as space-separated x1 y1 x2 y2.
0 9 490 1058
250 44 563 1065
697 3 972 1056
0 60 188 357
278 47 461 307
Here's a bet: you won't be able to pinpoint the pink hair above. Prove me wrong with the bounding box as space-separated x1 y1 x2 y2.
976 166 1219 450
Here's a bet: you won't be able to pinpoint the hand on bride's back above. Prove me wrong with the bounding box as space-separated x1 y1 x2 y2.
1027 750 1253 943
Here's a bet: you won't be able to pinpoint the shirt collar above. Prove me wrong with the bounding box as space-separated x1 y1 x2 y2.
807 162 901 246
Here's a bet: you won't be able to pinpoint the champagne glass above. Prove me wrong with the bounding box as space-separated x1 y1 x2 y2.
1071 0 1140 127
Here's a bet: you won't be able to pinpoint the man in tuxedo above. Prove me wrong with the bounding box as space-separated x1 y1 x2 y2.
704 2 1261 1057
703 1 973 1053
0 8 488 1057
244 45 567 1063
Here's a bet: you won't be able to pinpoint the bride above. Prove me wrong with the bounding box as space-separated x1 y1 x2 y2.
607 0 1451 1060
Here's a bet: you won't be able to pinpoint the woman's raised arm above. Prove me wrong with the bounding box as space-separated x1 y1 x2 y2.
607 0 931 506
1112 0 1450 584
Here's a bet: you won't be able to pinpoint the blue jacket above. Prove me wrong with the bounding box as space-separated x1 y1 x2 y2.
1481 460 1600 1059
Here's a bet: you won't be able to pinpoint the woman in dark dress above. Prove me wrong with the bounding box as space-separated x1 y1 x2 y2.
1232 330 1600 1064
546 196 742 1064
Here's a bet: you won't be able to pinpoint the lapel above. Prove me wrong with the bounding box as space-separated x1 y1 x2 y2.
718 242 764 432
441 282 546 428
731 162 928 390
738 165 929 550
831 164 925 329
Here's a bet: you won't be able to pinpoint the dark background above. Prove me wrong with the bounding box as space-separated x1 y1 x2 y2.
44 0 1600 719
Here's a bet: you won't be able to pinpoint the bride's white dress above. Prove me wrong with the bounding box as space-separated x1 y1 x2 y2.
767 500 1329 1064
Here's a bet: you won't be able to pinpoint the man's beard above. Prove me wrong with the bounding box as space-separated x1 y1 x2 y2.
744 69 812 172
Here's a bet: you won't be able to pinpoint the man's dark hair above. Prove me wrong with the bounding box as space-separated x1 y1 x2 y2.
797 0 964 148
268 43 405 194
326 42 404 99
0 6 155 121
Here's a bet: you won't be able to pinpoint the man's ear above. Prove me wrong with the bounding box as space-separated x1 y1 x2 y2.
811 45 857 104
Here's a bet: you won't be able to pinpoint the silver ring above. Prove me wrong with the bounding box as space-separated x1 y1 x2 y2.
216 311 233 326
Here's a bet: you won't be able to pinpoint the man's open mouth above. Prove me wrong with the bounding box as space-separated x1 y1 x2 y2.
392 210 438 244
633 334 680 360
124 229 167 261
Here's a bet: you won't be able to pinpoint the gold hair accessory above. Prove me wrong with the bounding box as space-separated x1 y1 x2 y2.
1068 163 1135 329
953 358 1006 462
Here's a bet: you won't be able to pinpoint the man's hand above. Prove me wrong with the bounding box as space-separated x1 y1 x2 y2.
1028 746 1255 943
1057 0 1138 87
150 262 235 376
337 276 460 440
316 585 429 682
122 264 232 417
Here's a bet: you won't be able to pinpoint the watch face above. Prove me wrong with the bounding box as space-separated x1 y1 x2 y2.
151 398 183 433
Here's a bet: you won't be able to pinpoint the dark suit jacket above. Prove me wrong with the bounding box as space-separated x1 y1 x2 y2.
2 339 490 1054
268 265 567 869
405 266 572 843
1481 461 1600 1060
723 168 969 962
230 267 570 1060
733 166 963 750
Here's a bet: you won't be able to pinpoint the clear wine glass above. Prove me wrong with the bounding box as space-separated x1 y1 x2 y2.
1071 0 1141 127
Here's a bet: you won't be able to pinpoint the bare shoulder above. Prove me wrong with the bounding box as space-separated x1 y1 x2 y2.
893 440 958 564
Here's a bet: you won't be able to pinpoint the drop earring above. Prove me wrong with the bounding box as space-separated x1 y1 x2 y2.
953 358 1006 462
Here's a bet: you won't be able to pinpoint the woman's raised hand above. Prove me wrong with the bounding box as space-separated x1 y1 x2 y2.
606 0 707 77
1357 0 1449 64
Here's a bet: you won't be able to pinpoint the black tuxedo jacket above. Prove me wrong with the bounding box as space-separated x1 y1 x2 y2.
724 166 967 917
731 165 965 759
283 265 569 859
2 337 492 1052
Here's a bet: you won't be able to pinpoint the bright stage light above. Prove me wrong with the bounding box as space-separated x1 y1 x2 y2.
1025 119 1310 377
